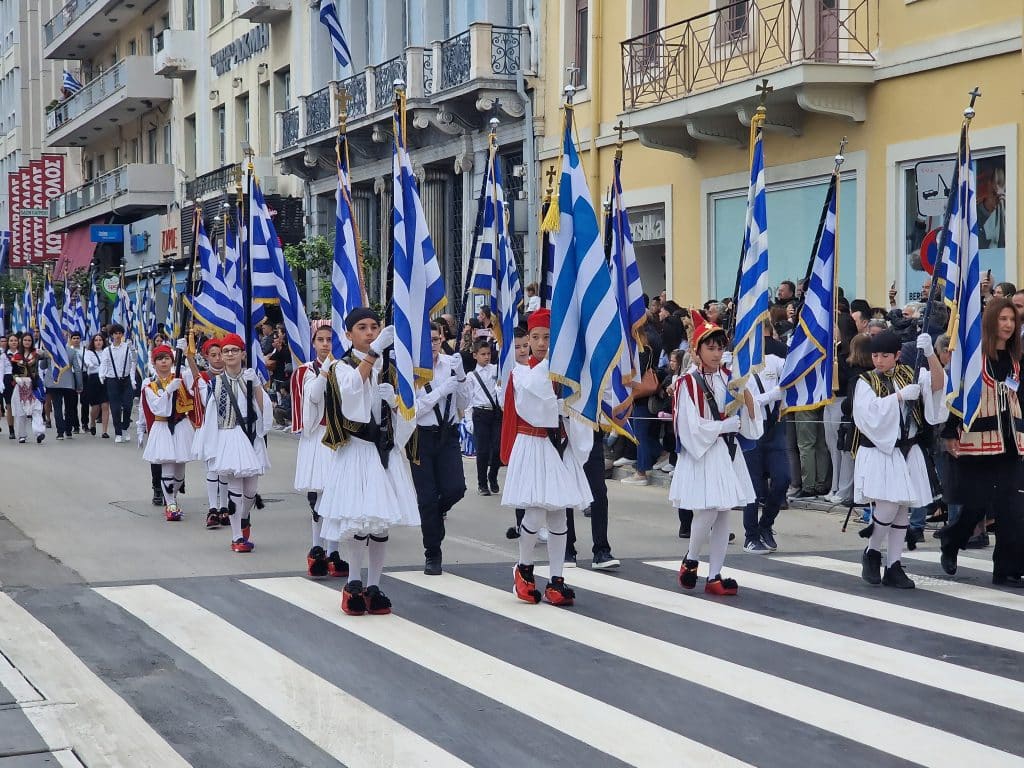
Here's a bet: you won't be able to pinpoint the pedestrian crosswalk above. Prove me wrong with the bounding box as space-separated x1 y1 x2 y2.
4 553 1024 768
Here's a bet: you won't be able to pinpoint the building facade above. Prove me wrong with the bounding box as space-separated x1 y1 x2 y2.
539 0 1023 308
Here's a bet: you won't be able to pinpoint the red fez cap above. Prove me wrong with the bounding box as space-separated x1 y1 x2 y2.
151 345 173 362
220 333 245 351
201 338 222 356
527 308 551 331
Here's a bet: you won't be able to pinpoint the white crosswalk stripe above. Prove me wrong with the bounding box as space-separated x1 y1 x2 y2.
905 549 999 573
6 555 1024 768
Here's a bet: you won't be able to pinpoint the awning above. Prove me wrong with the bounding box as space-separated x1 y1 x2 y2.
53 221 100 276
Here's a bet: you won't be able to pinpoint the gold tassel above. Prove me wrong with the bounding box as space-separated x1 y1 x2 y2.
541 194 560 233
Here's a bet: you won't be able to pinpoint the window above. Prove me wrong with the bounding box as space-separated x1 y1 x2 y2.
258 82 270 155
163 123 172 165
145 27 154 55
185 0 196 30
147 127 158 163
85 158 94 181
96 153 107 175
717 0 749 42
274 68 290 110
573 0 588 88
642 0 658 32
128 138 138 163
214 106 226 166
113 147 121 167
211 0 225 26
184 114 196 176
236 94 250 146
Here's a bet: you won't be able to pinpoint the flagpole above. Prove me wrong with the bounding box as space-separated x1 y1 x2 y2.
539 164 556 309
729 106 768 337
174 204 202 378
240 153 256 445
335 90 368 307
458 122 496 333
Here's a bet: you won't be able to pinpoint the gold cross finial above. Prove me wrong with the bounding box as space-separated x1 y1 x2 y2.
756 78 773 106
545 164 557 190
615 120 625 146
968 86 982 108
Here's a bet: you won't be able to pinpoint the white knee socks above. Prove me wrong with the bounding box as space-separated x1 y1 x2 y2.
518 507 546 566
344 536 367 585
367 533 388 587
545 508 568 580
686 508 731 579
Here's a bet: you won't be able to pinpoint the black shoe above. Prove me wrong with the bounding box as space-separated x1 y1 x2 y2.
759 528 778 551
306 546 329 578
792 489 819 499
861 548 882 585
89 426 96 436
505 526 520 540
101 433 110 439
364 584 393 614
219 507 231 526
36 433 44 444
424 556 442 576
993 575 1024 588
489 482 500 494
583 508 592 518
152 489 163 507
591 550 620 570
965 533 990 549
564 551 577 568
478 487 491 496
253 493 264 510
678 523 691 539
728 532 736 543
939 546 958 575
882 561 915 589
908 528 925 544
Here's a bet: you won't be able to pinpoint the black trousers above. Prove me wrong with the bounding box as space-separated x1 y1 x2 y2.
472 409 502 489
105 377 134 435
51 389 79 436
566 431 612 557
411 426 467 559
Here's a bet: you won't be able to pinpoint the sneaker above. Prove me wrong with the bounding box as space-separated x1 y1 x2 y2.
791 489 819 499
164 505 183 522
612 457 635 467
17 437 25 443
231 538 254 553
206 509 221 529
544 576 575 606
478 487 491 496
759 528 778 551
65 433 73 439
743 537 771 554
858 508 872 524
882 561 915 589
114 435 123 444
307 546 329 578
705 575 739 596
489 482 500 494
327 551 349 578
36 433 44 444
908 528 925 545
101 433 110 439
678 558 699 590
364 584 393 615
564 552 577 569
538 527 549 543
653 457 670 471
341 581 367 615
660 464 674 474
591 551 621 570
514 563 542 603
56 435 64 441
621 473 649 486
860 548 882 585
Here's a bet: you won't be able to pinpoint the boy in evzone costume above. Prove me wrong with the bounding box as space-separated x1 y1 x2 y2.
317 308 419 615
502 309 590 606
140 342 203 521
673 310 763 596
194 333 272 553
186 337 232 528
852 330 947 588
292 319 349 579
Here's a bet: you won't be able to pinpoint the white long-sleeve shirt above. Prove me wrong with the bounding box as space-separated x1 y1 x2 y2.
414 353 471 427
98 341 136 386
467 363 501 412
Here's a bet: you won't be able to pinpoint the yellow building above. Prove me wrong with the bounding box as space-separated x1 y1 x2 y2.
536 0 1022 307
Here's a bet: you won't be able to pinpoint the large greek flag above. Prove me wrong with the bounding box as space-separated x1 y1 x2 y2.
331 130 366 358
779 174 838 412
547 105 622 425
185 217 237 336
943 126 983 429
224 220 270 383
469 139 523 383
392 103 447 419
12 296 23 334
318 0 352 70
39 275 70 381
22 282 34 331
0 299 5 336
250 173 311 366
87 281 101 338
730 124 770 412
0 230 10 271
71 292 87 339
165 273 179 339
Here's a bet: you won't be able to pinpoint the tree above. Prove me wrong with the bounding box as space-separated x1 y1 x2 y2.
283 235 381 318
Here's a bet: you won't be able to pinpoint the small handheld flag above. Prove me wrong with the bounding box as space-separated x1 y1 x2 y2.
62 70 84 95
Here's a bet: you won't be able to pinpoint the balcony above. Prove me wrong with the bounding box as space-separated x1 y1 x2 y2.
184 163 241 202
45 57 172 148
620 0 877 156
48 164 175 232
43 0 124 61
153 30 200 79
275 23 532 155
237 0 290 22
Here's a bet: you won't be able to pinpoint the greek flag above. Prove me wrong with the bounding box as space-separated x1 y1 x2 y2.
943 125 983 429
133 279 150 377
331 130 367 357
22 281 34 331
729 124 770 412
165 274 179 338
602 152 647 437
71 292 87 339
392 102 447 418
779 174 838 413
13 296 23 334
87 281 101 338
185 217 237 336
39 275 70 381
0 230 10 271
469 140 523 382
62 70 83 94
0 299 5 336
224 219 270 383
250 173 310 366
318 1 352 70
546 105 622 425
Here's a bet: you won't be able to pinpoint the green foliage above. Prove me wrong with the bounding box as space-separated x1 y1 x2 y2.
283 234 382 317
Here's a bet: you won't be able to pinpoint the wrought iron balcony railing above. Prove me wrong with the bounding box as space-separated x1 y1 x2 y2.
621 0 876 111
185 163 241 201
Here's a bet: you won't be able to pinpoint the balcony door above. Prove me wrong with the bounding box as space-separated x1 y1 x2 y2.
814 0 839 62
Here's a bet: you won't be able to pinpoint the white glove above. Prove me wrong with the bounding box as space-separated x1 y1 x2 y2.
916 332 934 357
451 352 465 377
242 368 259 384
721 351 733 366
319 359 335 377
137 428 144 448
898 384 921 402
438 374 460 396
719 415 741 433
175 338 187 352
761 385 783 404
377 382 397 408
164 378 182 394
370 325 395 356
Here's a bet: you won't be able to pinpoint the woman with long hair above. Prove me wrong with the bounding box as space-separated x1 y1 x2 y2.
83 333 110 438
3 332 18 439
10 332 45 443
940 297 1024 585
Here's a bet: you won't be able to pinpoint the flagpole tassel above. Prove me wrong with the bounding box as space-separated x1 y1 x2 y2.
540 195 560 233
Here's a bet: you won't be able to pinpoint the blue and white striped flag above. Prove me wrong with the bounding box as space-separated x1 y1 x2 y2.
87 281 101 338
0 299 5 336
729 124 770 413
331 130 367 358
133 278 150 378
12 296 23 334
546 104 622 426
71 291 87 339
39 275 70 381
392 101 447 419
62 70 84 95
602 151 647 437
469 138 523 383
143 276 157 340
0 230 10 271
22 281 34 331
185 217 238 336
165 273 180 338
224 218 270 383
943 125 983 429
318 1 352 70
250 172 311 365
779 174 838 413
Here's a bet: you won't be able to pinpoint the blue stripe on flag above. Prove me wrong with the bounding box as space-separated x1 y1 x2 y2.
318 0 352 69
40 275 70 381
331 133 365 358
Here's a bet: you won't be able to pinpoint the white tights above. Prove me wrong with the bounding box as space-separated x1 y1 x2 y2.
226 476 258 540
160 462 186 505
518 507 569 580
686 508 732 579
343 532 389 587
868 500 908 567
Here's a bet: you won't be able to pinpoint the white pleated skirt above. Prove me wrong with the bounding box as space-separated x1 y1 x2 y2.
142 421 196 464
318 438 408 540
854 444 933 508
294 427 334 491
501 434 584 510
196 422 264 478
386 449 421 527
669 439 756 511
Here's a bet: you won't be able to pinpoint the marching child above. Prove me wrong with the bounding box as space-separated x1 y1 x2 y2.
468 339 503 496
